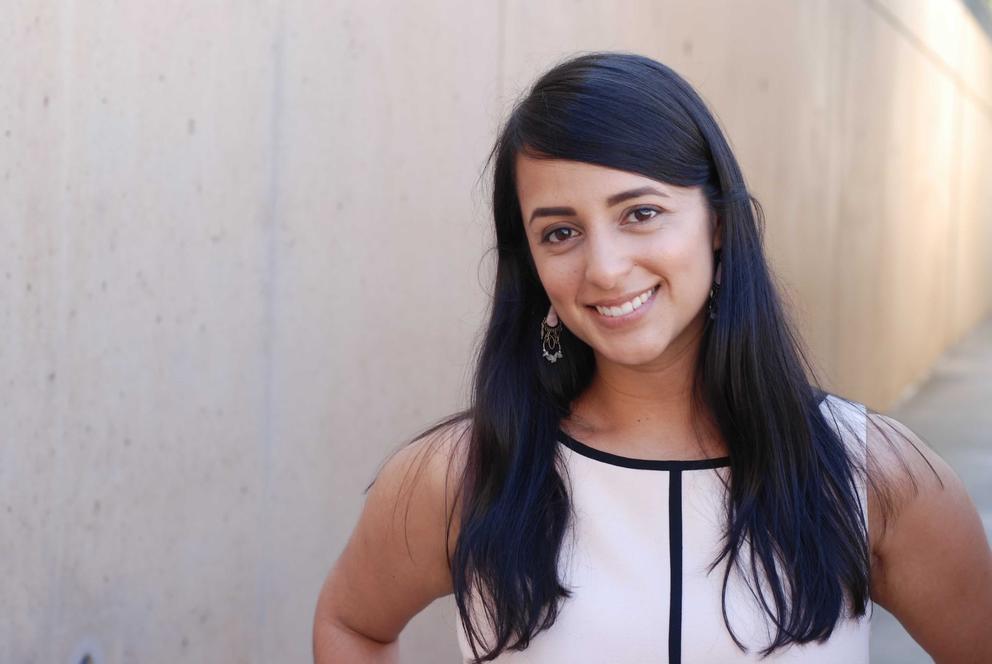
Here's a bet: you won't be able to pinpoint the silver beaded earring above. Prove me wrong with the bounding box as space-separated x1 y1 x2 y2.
541 305 564 363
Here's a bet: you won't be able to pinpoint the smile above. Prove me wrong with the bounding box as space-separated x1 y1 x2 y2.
592 285 659 318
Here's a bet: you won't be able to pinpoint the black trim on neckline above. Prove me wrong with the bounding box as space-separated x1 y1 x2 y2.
556 429 731 470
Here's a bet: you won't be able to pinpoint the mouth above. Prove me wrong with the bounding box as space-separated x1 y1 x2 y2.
586 284 660 323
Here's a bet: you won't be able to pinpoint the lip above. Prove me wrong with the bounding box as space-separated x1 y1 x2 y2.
588 285 660 308
587 285 659 328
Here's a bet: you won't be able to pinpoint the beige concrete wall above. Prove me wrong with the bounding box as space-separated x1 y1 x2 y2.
1 1 988 662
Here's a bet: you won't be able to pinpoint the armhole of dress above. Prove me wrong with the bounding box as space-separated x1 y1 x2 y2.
819 394 869 519
819 394 873 618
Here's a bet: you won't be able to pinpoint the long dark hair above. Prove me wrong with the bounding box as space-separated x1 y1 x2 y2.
369 51 939 661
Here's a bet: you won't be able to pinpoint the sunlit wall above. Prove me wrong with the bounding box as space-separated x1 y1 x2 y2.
1 0 989 662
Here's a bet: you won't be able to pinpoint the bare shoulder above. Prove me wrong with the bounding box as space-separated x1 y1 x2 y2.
864 411 992 662
389 416 472 558
363 414 472 591
313 416 472 644
864 410 949 550
866 409 967 557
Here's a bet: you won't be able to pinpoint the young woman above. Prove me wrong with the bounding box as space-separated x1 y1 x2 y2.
314 52 992 663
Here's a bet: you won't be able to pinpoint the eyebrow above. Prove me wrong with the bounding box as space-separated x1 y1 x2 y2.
527 186 670 225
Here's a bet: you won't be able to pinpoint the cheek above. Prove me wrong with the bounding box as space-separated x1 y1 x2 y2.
648 241 712 297
533 259 580 303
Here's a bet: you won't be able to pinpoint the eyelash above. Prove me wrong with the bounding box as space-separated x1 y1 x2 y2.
540 206 662 245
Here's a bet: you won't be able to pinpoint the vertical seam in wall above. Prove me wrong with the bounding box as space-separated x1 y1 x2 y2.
830 1 853 394
47 2 78 659
259 1 287 657
947 73 964 343
826 0 843 387
496 0 505 106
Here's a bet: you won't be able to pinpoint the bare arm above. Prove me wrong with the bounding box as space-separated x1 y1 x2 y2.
868 413 992 664
312 615 399 663
312 422 466 663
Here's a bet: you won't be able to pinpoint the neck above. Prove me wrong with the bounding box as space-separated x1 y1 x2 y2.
565 311 724 456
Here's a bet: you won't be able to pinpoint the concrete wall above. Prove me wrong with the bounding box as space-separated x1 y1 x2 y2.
1 1 989 662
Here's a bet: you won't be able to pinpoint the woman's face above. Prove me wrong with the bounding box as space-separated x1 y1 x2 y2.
516 152 721 368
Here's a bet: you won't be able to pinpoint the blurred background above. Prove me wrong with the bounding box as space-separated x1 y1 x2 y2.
2 1 990 662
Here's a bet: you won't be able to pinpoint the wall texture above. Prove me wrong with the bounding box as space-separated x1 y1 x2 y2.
1 0 989 662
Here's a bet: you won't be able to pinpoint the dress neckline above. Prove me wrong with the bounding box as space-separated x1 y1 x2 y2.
556 428 731 471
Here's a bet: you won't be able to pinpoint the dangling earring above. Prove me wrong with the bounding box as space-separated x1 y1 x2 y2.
541 305 564 363
708 259 722 320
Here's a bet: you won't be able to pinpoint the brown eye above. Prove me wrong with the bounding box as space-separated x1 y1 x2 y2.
542 227 578 244
627 206 661 223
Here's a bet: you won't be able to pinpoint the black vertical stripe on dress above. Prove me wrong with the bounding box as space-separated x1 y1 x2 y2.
668 470 683 664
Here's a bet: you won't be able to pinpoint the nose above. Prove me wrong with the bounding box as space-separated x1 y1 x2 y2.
583 230 633 292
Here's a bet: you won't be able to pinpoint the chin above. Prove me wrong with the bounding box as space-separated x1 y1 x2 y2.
600 345 667 367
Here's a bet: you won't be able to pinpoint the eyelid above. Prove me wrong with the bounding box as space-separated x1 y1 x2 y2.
624 205 663 222
541 226 577 244
540 205 663 244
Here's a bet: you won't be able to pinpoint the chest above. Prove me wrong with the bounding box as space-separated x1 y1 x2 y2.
456 454 872 663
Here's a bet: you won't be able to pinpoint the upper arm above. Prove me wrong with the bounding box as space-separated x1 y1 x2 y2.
313 420 469 644
867 413 992 663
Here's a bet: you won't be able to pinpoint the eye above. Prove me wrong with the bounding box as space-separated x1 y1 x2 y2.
626 206 662 223
540 206 662 245
541 227 578 245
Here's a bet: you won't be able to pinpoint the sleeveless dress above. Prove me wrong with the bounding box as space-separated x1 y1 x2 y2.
455 394 872 663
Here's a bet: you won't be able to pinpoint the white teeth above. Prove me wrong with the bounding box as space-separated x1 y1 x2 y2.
595 286 656 317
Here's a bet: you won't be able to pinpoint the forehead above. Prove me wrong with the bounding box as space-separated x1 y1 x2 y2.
514 152 677 205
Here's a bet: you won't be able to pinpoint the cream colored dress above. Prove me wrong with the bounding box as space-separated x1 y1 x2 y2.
456 395 871 663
